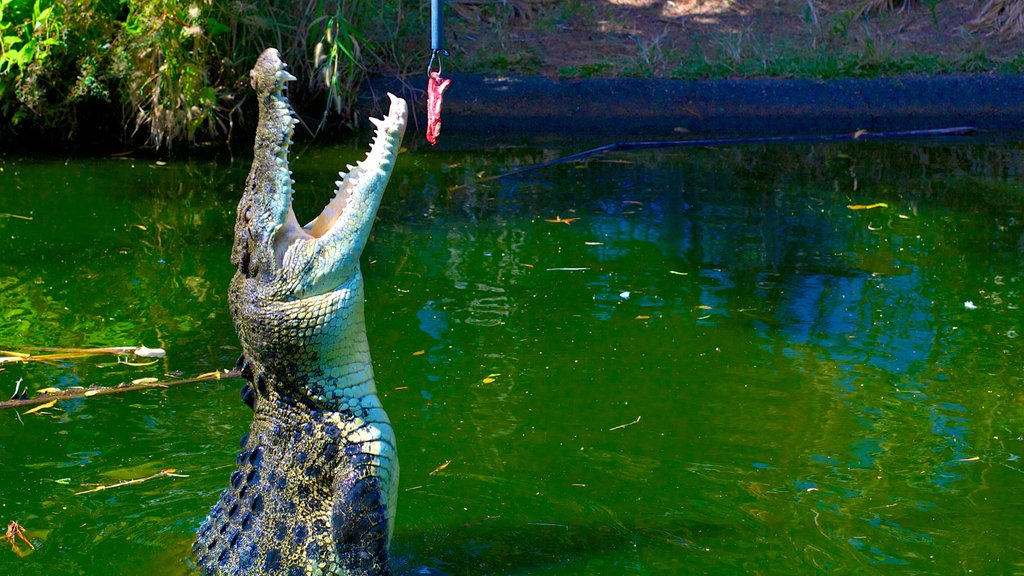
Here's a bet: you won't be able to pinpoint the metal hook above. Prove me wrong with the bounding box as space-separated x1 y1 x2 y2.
427 49 448 76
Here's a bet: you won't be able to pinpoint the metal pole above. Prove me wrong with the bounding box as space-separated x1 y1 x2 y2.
431 0 444 53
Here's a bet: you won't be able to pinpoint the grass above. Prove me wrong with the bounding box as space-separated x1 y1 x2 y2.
446 0 1024 81
555 30 1012 82
969 0 1024 38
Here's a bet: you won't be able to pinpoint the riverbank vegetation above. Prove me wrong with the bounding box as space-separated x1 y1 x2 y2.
0 0 423 149
2 0 1023 149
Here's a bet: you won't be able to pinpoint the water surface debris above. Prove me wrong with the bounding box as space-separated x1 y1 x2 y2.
75 468 188 495
528 522 569 530
429 460 452 476
545 216 581 225
5 521 35 555
0 345 166 365
847 203 889 210
21 400 57 416
0 369 239 412
609 416 641 431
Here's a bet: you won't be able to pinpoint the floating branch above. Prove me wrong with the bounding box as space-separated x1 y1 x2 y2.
0 345 166 365
75 469 189 495
0 370 240 412
483 126 977 182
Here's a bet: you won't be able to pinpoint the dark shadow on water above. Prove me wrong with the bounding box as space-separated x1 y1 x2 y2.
392 514 737 575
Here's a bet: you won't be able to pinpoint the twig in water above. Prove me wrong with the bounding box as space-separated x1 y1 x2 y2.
0 369 240 412
429 459 452 476
482 126 977 182
9 378 25 401
609 416 641 431
0 345 165 365
528 522 569 530
75 469 189 495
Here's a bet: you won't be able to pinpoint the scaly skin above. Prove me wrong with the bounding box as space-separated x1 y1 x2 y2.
192 48 407 575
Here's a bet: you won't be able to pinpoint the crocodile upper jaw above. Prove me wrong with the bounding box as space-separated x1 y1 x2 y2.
232 47 408 300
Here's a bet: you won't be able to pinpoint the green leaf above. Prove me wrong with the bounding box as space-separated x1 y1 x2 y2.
2 47 25 67
205 17 228 37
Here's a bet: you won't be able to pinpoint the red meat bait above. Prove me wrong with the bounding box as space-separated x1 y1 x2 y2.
426 71 451 146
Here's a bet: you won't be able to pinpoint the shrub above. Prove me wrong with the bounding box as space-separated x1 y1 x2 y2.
0 0 420 149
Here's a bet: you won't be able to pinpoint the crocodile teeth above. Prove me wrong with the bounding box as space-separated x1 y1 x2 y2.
303 93 406 239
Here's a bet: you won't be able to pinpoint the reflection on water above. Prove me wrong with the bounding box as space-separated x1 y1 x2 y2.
1 138 1023 574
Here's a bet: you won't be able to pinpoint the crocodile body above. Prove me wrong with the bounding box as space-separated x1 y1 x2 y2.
192 48 407 575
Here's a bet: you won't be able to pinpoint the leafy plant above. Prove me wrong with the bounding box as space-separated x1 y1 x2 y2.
0 0 424 149
111 0 222 148
0 0 64 123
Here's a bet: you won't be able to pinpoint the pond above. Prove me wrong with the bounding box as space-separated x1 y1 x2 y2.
1 133 1023 575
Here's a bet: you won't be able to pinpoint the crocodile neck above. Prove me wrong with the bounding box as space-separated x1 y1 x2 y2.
231 273 385 414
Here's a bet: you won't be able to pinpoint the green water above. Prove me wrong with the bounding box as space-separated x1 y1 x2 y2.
1 137 1023 575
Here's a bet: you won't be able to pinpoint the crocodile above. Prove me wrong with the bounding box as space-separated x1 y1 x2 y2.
192 48 407 575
